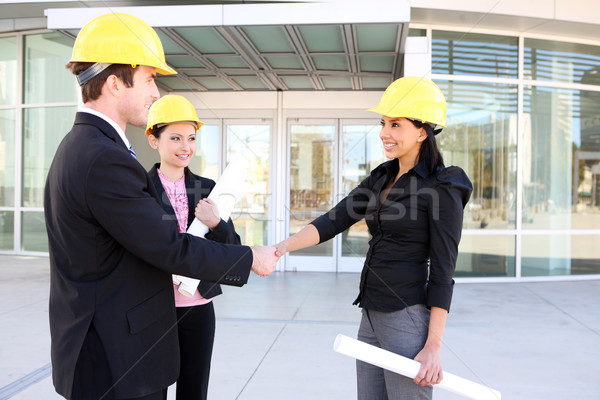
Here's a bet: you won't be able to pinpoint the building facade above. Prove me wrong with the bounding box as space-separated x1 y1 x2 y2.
1 0 599 280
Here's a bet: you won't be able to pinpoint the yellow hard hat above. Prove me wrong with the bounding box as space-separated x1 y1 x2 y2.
146 95 203 136
367 76 447 128
70 13 176 82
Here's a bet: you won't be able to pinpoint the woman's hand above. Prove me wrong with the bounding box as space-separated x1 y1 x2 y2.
195 198 221 230
413 343 443 386
274 241 288 258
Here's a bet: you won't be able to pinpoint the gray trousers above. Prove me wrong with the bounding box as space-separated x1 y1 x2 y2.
357 305 432 400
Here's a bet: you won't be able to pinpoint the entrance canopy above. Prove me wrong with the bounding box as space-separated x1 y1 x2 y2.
45 1 410 92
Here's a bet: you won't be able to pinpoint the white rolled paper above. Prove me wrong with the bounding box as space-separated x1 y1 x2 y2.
333 334 501 400
173 156 249 297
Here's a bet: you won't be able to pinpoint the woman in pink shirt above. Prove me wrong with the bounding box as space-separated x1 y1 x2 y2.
146 95 241 400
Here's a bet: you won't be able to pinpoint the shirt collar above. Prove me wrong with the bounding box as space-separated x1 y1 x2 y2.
412 160 431 179
79 107 131 150
157 168 186 191
383 158 431 179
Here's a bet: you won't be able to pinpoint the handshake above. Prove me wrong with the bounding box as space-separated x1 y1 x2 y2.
249 225 317 277
248 242 288 277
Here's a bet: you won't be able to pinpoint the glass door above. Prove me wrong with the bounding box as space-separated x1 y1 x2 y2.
338 120 386 272
190 119 220 182
286 120 337 271
285 118 384 272
226 121 272 246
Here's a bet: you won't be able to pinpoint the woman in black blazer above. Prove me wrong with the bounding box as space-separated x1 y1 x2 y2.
146 95 241 400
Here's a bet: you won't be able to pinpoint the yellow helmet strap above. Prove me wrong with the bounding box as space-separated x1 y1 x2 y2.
76 62 112 86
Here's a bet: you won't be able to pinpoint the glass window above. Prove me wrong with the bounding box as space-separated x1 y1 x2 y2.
361 77 392 90
355 24 398 52
173 27 234 54
0 109 15 206
436 80 518 230
232 77 269 90
298 25 344 53
525 38 600 84
359 55 395 73
0 36 17 105
455 235 516 277
523 86 600 229
311 55 348 71
242 26 295 53
206 56 248 69
226 123 271 246
321 76 352 90
432 31 518 78
289 124 335 256
21 211 47 252
522 235 600 276
22 106 75 207
341 123 386 257
24 33 77 104
0 211 14 251
264 55 303 70
194 77 232 90
189 124 220 182
408 28 426 37
280 76 314 90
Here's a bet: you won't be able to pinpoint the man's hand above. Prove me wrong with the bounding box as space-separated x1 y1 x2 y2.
250 246 280 277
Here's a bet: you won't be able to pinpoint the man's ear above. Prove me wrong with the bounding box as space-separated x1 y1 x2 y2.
104 74 122 98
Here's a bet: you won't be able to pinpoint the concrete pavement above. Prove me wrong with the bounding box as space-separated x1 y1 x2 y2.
0 255 599 399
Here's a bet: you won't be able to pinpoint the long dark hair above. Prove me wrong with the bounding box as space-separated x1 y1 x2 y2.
409 119 445 173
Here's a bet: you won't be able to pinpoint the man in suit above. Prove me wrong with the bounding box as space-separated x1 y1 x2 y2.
44 13 278 400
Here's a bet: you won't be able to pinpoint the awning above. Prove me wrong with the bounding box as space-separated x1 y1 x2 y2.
45 1 411 92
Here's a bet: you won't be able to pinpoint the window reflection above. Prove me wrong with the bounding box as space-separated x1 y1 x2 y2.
341 124 386 257
456 235 515 277
523 87 600 229
522 235 600 276
21 211 47 252
433 31 518 78
22 106 75 207
190 124 219 182
0 211 14 251
0 36 17 105
24 33 77 104
525 38 600 84
226 124 270 246
0 109 15 207
289 124 335 256
436 81 518 230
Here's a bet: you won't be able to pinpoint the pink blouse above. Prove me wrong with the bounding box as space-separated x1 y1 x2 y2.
158 169 211 307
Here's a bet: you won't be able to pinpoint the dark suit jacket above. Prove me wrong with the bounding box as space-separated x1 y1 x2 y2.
148 163 242 299
44 112 252 399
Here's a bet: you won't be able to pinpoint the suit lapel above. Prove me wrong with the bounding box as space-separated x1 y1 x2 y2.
184 169 198 230
74 112 129 155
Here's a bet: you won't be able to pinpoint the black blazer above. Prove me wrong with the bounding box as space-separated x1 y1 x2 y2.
148 163 242 299
44 112 252 399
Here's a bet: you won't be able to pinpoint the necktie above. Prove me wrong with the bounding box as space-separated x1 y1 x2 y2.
128 144 137 159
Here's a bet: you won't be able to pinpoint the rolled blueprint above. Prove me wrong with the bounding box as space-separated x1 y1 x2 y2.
174 156 249 296
333 334 501 400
